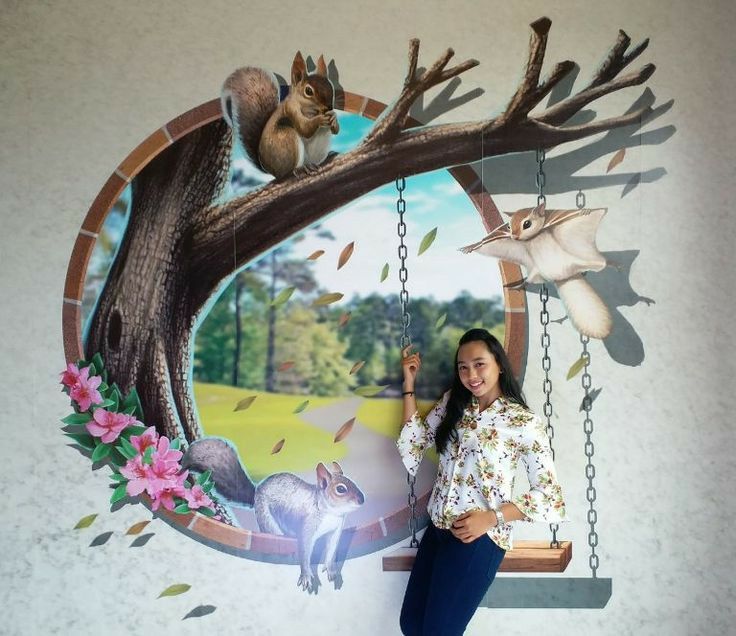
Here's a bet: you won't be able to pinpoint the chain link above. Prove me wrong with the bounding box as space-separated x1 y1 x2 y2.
580 333 600 577
396 176 418 547
536 148 546 206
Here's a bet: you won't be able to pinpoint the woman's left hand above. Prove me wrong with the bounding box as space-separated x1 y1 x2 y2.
451 510 496 543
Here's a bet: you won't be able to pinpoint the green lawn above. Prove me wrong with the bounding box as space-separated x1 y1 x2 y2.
193 383 343 481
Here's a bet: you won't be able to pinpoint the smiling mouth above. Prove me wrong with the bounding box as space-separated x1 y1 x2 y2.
468 380 483 389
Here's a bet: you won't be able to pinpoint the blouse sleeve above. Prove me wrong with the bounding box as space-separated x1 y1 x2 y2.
512 414 567 523
396 391 450 476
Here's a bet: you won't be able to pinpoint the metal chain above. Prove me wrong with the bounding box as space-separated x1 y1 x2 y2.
580 334 599 577
396 176 418 548
536 148 546 206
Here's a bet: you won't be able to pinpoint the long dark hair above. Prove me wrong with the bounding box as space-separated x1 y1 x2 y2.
435 328 528 454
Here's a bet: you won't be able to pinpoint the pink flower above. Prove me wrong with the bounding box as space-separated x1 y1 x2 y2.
184 484 213 510
59 363 82 388
69 367 103 411
86 408 137 444
151 436 183 466
130 426 158 454
150 471 189 512
120 456 150 497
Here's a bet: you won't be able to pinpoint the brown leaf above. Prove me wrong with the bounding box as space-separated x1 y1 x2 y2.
334 417 356 443
277 360 295 372
337 242 355 270
338 312 352 327
126 520 151 535
313 292 344 306
234 395 257 412
307 250 325 261
349 360 365 375
606 148 626 173
271 438 285 454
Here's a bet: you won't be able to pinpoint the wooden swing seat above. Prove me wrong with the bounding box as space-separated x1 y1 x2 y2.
382 540 572 573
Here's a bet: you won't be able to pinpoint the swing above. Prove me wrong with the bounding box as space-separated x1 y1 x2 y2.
382 153 612 609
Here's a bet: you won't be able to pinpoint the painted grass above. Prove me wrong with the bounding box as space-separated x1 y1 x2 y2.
193 383 343 481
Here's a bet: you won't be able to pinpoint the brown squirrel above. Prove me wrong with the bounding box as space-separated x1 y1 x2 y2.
182 437 364 594
221 52 340 179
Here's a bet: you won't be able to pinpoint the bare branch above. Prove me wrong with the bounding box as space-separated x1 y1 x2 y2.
537 63 655 126
529 106 653 146
591 30 650 88
364 40 479 145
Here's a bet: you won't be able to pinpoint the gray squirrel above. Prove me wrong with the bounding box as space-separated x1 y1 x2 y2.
182 437 364 594
221 51 339 179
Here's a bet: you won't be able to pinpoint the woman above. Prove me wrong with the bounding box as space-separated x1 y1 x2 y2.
397 328 567 635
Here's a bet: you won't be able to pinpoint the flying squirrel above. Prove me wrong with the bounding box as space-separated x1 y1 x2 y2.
461 202 613 339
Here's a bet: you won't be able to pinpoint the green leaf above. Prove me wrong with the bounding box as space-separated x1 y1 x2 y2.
97 398 115 409
91 353 105 374
110 483 128 504
293 400 309 414
64 432 96 451
380 263 389 282
158 584 191 598
122 388 144 419
417 227 438 256
74 513 98 529
174 503 192 514
196 470 212 486
86 362 97 377
109 472 128 482
354 384 389 397
118 436 138 459
198 506 216 518
61 412 92 425
169 438 181 451
566 355 587 380
271 286 295 307
98 382 109 393
312 292 344 306
435 313 447 330
91 443 111 463
143 446 154 465
125 425 147 436
108 448 128 468
233 395 257 412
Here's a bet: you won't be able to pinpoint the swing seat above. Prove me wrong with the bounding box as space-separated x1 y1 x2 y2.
382 540 572 573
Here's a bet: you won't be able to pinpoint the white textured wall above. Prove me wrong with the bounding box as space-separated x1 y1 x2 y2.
1 1 734 634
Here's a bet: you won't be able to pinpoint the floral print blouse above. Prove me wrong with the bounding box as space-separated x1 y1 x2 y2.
396 392 567 550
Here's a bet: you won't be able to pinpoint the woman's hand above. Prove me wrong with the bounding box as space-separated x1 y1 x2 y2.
451 510 496 543
401 344 421 390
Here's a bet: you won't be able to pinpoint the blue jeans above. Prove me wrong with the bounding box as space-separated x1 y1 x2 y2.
399 521 506 636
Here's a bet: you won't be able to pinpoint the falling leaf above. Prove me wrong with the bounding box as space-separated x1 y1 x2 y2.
349 360 365 375
435 313 447 330
417 227 438 256
622 173 641 198
130 533 155 548
234 395 257 412
89 531 113 547
606 148 626 173
566 355 587 380
158 584 191 598
277 360 295 372
334 417 356 443
354 385 389 397
313 292 344 306
271 286 295 307
126 520 151 535
337 242 355 270
293 400 309 414
307 250 325 261
338 312 352 327
380 263 389 282
579 387 602 412
183 605 217 620
74 514 98 529
271 438 286 454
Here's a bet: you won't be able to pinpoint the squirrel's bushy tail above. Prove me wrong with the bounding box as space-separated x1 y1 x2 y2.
181 438 256 506
221 67 280 169
557 275 612 339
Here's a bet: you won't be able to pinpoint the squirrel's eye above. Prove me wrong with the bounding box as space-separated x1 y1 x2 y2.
305 86 314 97
522 220 532 229
336 484 347 494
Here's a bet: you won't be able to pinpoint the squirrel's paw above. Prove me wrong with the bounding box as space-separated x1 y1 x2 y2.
297 572 321 595
323 566 343 590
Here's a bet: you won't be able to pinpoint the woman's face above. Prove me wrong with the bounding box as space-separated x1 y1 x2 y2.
456 340 502 403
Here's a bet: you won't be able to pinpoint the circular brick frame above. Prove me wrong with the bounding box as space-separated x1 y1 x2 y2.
61 90 529 562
